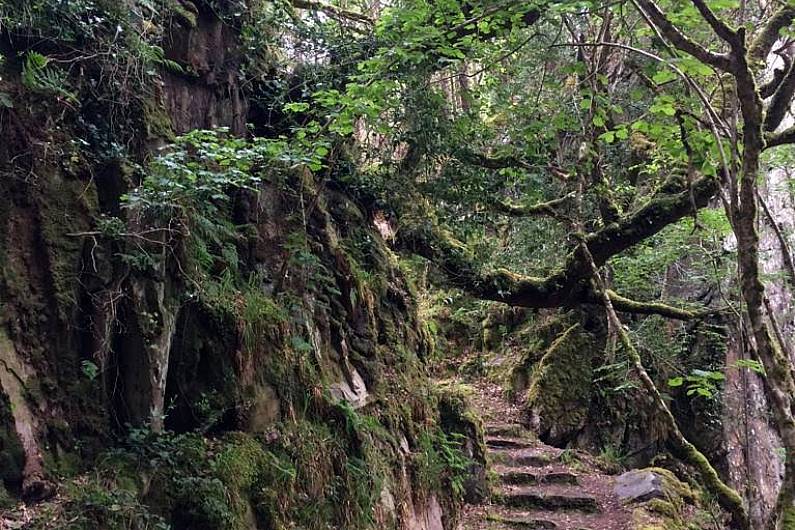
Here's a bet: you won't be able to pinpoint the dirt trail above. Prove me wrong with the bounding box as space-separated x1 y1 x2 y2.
458 380 633 530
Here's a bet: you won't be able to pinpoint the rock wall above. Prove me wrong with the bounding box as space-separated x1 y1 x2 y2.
0 2 479 528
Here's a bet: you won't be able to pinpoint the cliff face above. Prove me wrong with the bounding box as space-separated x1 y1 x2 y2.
0 2 479 528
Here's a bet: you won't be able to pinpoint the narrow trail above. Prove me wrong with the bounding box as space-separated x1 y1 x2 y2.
457 380 634 530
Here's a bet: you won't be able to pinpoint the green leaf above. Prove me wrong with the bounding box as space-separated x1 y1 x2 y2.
678 57 713 77
667 377 684 387
651 101 676 116
599 131 615 143
284 102 310 113
652 69 677 84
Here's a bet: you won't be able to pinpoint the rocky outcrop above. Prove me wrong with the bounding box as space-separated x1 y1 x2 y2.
0 2 478 528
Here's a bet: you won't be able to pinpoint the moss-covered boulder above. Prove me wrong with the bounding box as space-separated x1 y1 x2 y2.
436 382 488 503
627 467 711 530
511 311 605 446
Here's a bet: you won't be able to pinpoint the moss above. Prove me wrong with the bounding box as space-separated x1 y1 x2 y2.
523 320 595 445
142 98 175 141
646 498 678 518
644 467 697 503
631 467 704 530
36 172 97 322
435 382 487 502
212 434 268 524
780 506 795 530
171 1 199 28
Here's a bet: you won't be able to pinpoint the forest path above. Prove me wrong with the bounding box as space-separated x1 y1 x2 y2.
456 379 634 530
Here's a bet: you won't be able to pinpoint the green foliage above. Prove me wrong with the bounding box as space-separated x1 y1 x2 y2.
597 444 627 473
733 359 765 374
413 428 472 498
123 129 262 218
667 369 725 399
21 51 77 102
80 360 99 381
32 482 172 530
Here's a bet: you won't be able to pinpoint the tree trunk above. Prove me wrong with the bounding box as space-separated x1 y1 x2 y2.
733 63 795 529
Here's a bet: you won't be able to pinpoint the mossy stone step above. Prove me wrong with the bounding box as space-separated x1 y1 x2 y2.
496 489 600 512
486 513 558 529
486 423 530 438
491 452 556 467
487 437 536 450
498 470 578 486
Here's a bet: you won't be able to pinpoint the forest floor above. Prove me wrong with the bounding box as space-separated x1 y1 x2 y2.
452 363 634 530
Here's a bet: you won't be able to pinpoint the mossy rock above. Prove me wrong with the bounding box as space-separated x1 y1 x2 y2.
521 317 601 446
630 467 703 530
436 382 488 502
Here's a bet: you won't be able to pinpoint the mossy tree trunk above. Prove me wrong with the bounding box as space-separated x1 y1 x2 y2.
580 240 751 530
625 3 795 526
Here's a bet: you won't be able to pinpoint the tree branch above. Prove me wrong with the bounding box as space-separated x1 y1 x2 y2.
291 0 374 24
765 126 795 148
492 192 575 218
579 175 718 269
760 55 792 98
398 175 718 309
764 60 795 132
633 0 733 71
689 0 738 46
748 6 795 64
605 290 710 320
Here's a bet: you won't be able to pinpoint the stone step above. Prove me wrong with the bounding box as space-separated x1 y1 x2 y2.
487 437 536 450
486 513 558 529
497 469 578 486
486 423 529 438
491 451 556 468
495 489 600 513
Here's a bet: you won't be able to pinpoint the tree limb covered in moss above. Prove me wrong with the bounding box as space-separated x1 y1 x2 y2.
492 192 575 218
764 60 795 132
603 290 707 320
748 6 795 64
760 57 792 98
399 175 718 311
765 126 795 149
574 175 717 269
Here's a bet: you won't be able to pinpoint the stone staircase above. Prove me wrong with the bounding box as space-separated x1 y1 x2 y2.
458 423 631 530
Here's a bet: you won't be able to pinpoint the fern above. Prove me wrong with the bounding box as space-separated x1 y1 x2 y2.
21 51 77 102
137 41 185 74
